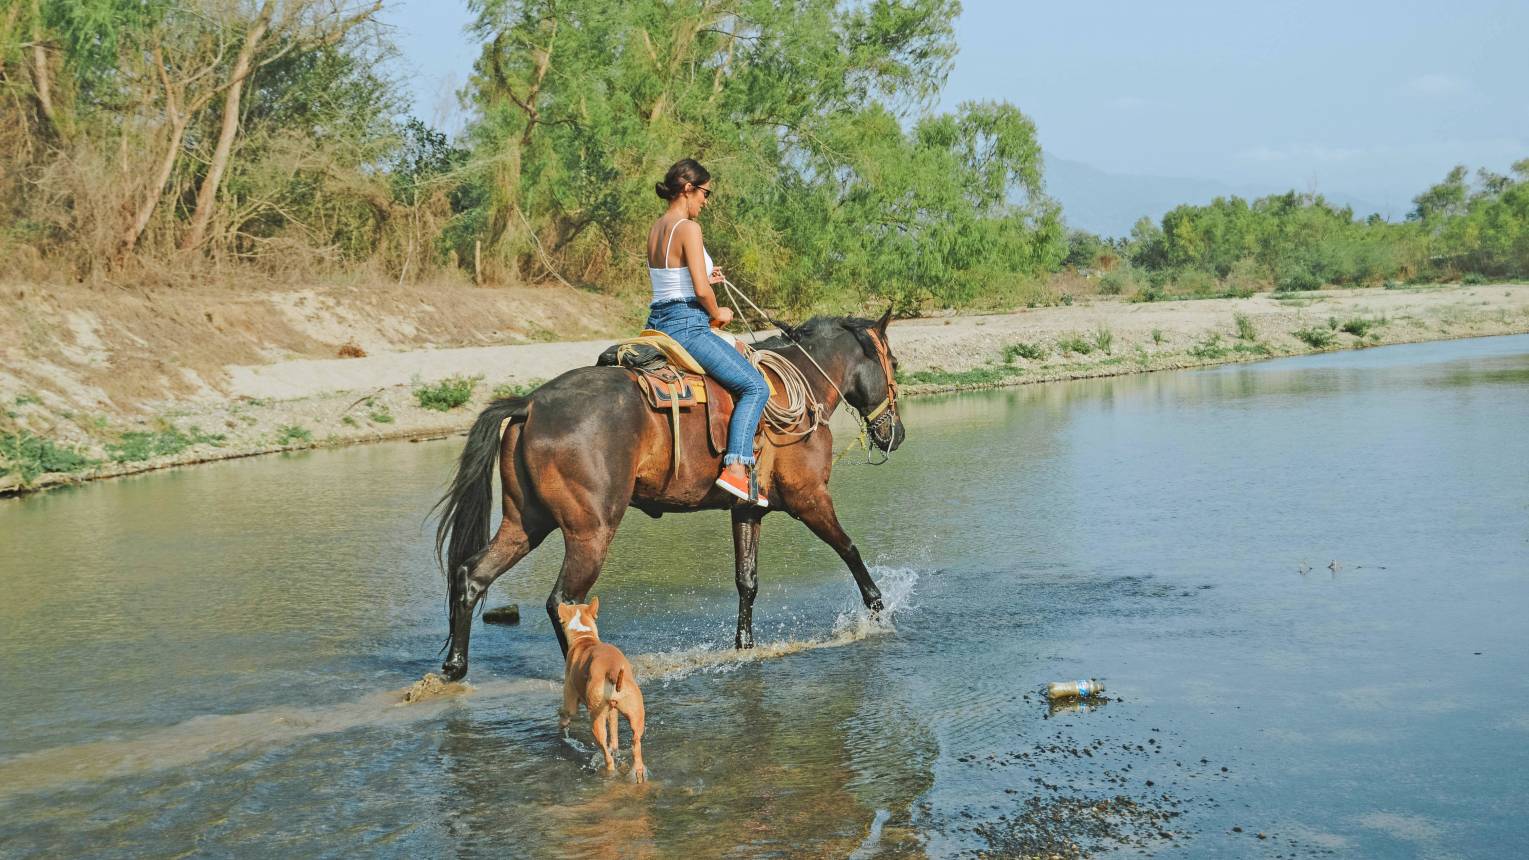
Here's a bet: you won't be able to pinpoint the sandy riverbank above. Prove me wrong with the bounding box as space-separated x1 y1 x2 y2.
4 282 1528 495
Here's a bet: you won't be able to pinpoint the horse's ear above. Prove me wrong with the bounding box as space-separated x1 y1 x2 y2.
770 317 798 340
589 595 599 617
876 304 893 335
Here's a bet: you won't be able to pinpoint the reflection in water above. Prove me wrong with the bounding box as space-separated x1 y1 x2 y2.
2 335 1528 856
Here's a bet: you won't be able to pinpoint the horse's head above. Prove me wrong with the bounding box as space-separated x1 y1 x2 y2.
780 307 904 453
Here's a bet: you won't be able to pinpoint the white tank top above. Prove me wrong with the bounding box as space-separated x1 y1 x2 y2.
648 218 714 304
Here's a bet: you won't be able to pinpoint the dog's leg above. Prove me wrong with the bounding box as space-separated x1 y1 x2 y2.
606 705 619 756
591 706 616 773
626 702 647 783
559 674 579 732
731 507 764 649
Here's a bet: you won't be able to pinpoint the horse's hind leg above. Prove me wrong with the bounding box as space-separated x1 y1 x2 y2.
545 528 619 656
443 517 549 681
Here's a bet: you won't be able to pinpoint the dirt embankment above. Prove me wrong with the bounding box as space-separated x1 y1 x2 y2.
4 280 1528 495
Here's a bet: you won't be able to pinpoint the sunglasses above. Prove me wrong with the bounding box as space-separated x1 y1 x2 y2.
691 185 712 199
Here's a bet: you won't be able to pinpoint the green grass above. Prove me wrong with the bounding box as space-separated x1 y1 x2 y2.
1293 327 1336 348
341 415 358 427
1 430 98 483
276 424 313 445
898 365 1025 387
1056 333 1095 355
369 407 395 424
1339 317 1380 337
414 375 481 411
1188 333 1229 359
1002 341 1047 363
107 425 226 463
492 378 545 400
1233 313 1258 341
14 393 40 406
1150 328 1165 345
1090 325 1114 355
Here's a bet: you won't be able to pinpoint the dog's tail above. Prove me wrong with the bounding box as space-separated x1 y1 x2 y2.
608 667 625 693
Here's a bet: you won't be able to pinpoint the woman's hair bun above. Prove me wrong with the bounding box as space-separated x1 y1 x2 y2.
656 158 710 203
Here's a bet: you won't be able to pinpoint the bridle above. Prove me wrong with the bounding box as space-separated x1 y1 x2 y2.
857 327 900 461
719 277 901 464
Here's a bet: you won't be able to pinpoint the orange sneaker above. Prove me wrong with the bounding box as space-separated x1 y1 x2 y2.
715 468 768 507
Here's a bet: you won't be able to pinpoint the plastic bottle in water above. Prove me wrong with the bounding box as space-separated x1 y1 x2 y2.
1045 679 1105 701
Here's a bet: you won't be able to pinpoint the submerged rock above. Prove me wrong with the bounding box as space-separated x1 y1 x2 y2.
484 604 521 626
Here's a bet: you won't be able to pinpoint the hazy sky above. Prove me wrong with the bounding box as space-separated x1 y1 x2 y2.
381 0 1528 211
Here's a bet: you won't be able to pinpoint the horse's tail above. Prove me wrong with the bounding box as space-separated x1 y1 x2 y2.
432 396 531 579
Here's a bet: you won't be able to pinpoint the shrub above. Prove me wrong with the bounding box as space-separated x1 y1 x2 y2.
1097 267 1138 296
1293 327 1336 348
369 408 395 424
1090 325 1114 355
1276 269 1323 292
1 431 98 483
1461 272 1488 285
414 375 481 411
1056 333 1094 355
276 425 313 445
1224 257 1269 296
1233 313 1257 341
1339 317 1375 337
1173 269 1219 297
338 340 367 358
1188 333 1229 359
1002 342 1047 363
1151 328 1165 345
1130 285 1165 303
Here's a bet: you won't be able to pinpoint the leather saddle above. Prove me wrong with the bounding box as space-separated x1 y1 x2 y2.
596 331 748 469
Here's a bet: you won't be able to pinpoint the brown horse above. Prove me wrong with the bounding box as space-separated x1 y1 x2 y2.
433 310 905 680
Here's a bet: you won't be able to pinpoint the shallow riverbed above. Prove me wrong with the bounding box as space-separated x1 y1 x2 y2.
3 335 1527 857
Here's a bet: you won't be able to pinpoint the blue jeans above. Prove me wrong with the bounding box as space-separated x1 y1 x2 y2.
645 299 768 467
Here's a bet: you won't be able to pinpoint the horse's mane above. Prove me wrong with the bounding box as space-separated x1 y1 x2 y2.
757 315 876 353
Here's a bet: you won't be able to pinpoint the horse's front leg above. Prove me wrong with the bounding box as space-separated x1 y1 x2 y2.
731 507 765 648
790 492 883 614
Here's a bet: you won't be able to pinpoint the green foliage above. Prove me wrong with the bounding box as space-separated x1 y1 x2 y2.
1097 266 1139 296
1089 325 1114 355
1187 333 1228 359
369 408 395 424
1339 317 1380 337
276 425 313 445
1293 327 1336 348
492 379 545 399
458 0 1061 311
1233 313 1257 341
1002 341 1047 363
1150 328 1165 345
898 365 1023 387
1 431 98 483
1461 272 1488 285
1056 333 1094 355
107 425 225 463
414 375 481 411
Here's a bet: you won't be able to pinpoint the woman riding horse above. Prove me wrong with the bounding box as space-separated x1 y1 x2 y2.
645 159 771 506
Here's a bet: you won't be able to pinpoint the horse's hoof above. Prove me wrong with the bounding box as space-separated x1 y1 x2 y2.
440 658 467 682
868 598 885 615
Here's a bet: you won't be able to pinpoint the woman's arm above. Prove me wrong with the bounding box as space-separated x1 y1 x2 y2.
680 221 732 327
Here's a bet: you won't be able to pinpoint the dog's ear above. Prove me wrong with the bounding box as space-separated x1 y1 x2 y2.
589 595 599 618
556 604 572 624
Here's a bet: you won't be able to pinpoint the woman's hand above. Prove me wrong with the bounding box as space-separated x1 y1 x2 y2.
711 306 735 328
709 267 724 285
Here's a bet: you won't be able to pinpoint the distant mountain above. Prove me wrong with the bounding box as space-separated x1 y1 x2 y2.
1042 154 1396 238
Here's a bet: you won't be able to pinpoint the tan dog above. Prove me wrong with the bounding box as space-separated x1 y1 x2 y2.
557 597 647 781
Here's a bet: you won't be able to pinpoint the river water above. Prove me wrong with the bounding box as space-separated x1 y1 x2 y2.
3 335 1528 858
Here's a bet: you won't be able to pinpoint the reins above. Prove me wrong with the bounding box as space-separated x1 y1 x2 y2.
719 278 899 463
